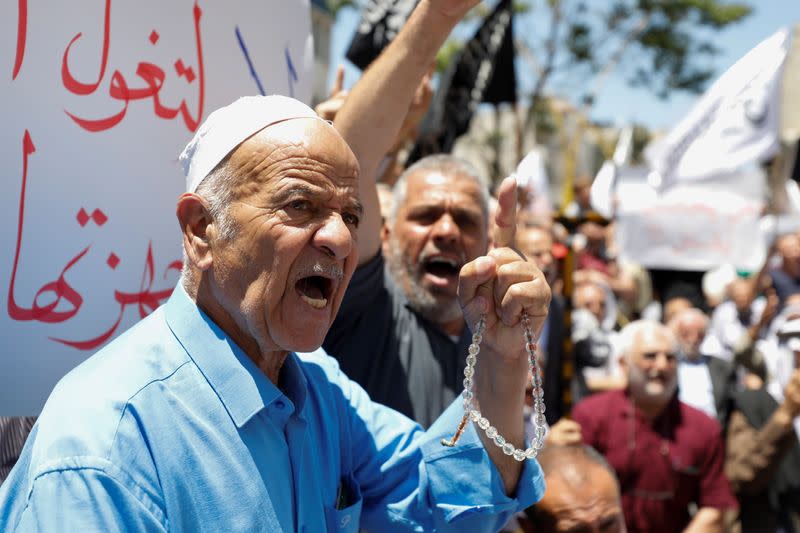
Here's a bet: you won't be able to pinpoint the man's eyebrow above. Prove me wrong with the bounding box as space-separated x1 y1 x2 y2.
347 200 365 216
271 183 318 199
275 183 364 215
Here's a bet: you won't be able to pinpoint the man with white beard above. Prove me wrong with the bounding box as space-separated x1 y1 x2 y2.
571 320 737 533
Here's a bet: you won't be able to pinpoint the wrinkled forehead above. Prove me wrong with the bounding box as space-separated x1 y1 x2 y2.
544 468 621 517
634 328 676 354
405 170 485 205
258 118 358 169
229 119 359 191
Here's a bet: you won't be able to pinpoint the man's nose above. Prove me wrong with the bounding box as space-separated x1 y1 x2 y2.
653 353 673 369
431 213 459 245
314 213 352 259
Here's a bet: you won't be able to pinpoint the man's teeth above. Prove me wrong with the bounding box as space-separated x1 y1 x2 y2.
300 294 327 309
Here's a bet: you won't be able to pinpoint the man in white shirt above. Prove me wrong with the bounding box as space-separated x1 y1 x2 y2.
669 308 736 426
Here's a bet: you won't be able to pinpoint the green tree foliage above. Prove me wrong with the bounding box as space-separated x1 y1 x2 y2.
326 0 357 16
524 0 752 106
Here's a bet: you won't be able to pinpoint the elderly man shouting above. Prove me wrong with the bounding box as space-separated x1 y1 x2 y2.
0 7 549 533
0 101 548 532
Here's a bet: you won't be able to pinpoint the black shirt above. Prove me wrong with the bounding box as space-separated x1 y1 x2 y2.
323 253 469 428
0 417 36 484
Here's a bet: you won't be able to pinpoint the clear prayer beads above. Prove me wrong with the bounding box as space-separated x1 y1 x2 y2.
454 313 546 461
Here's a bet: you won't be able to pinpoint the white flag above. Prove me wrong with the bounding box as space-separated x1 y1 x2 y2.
645 28 791 189
514 147 553 217
590 126 633 218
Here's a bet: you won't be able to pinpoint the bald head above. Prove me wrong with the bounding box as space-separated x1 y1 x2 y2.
523 445 626 533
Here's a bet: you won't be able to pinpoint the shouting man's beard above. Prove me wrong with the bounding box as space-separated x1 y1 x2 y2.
628 363 677 404
387 238 463 326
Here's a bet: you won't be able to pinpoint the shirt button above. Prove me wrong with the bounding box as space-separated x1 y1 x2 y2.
275 400 286 410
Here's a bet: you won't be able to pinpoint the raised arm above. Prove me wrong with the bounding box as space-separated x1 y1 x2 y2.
334 0 479 265
458 178 551 494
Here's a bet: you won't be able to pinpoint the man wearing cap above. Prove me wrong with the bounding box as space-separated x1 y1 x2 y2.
0 1 550 531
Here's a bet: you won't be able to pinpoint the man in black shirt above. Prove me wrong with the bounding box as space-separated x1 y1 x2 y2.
324 0 553 428
324 155 489 427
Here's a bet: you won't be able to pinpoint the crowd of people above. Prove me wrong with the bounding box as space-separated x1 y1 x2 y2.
1 0 799 531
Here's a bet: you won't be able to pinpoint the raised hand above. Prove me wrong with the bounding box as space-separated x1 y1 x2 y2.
458 177 551 361
455 176 552 494
781 368 800 419
314 65 348 122
545 418 583 446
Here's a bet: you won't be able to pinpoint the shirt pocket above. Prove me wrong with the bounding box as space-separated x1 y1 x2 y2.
670 455 701 504
324 475 362 533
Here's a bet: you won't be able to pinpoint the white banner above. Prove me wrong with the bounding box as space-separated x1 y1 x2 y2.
1 0 314 415
645 28 790 188
614 166 767 272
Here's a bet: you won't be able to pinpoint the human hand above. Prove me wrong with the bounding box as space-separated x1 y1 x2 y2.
743 372 764 390
314 65 348 122
545 418 582 446
759 287 779 328
456 177 550 488
458 177 551 369
780 368 800 419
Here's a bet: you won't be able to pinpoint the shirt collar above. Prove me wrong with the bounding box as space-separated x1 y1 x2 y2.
620 388 681 425
679 353 709 366
164 285 307 427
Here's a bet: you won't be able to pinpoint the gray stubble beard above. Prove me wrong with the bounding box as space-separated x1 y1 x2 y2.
386 238 463 327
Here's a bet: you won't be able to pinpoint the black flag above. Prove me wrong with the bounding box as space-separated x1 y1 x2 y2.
346 0 418 70
408 0 516 163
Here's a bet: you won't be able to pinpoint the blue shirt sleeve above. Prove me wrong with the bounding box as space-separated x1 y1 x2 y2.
7 464 166 533
316 352 546 532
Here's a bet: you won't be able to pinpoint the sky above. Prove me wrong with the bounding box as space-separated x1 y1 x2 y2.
327 1 800 131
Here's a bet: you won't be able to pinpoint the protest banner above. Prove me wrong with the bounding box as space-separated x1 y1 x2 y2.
614 166 767 273
1 0 313 414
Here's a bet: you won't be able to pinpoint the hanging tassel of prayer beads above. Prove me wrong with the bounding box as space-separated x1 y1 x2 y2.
441 312 546 461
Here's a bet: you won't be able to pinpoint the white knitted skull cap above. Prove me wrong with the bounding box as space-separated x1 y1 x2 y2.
179 95 320 193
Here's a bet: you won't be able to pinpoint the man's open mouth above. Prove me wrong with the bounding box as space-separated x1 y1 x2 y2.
295 275 334 309
421 256 462 280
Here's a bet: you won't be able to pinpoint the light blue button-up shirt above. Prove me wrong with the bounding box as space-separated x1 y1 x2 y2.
0 286 544 532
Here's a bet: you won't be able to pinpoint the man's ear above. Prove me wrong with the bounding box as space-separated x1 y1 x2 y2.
176 193 214 271
618 354 629 374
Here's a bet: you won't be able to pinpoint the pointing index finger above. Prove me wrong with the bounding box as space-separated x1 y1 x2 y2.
492 176 518 249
